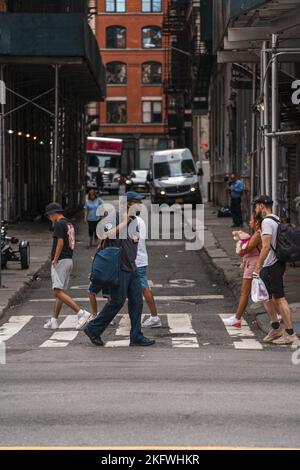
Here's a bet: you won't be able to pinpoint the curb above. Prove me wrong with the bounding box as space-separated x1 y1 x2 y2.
0 258 50 321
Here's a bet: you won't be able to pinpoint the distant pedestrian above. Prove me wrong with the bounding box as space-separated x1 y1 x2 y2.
43 203 91 331
228 173 244 228
253 196 298 345
95 168 103 194
83 192 155 347
84 189 104 248
224 211 263 328
136 214 162 328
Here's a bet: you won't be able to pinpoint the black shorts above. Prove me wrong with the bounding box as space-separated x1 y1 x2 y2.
88 221 98 239
260 261 286 300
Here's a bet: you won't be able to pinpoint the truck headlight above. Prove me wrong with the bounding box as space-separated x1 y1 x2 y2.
190 184 199 192
126 179 132 185
160 190 166 196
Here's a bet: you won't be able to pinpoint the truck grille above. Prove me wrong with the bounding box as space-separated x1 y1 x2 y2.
165 185 190 194
103 173 113 183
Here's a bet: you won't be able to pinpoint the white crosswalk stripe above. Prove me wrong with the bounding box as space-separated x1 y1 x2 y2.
219 314 263 350
0 313 265 350
0 315 33 342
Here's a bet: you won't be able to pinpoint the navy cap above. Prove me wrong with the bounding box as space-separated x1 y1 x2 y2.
253 195 273 206
45 202 64 216
123 191 145 201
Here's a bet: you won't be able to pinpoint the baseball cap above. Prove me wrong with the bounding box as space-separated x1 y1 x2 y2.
45 202 64 216
123 191 145 201
253 195 273 206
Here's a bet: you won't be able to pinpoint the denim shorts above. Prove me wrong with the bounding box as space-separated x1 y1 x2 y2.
137 266 149 289
88 282 111 298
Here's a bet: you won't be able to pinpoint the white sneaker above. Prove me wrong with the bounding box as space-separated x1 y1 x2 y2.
223 315 241 328
76 310 92 330
142 316 162 328
44 318 59 330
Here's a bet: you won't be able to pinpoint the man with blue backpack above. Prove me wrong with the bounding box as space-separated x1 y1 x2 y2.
83 192 155 347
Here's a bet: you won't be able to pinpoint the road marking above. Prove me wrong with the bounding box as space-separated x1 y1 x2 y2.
172 337 199 348
58 316 78 329
167 314 196 335
40 331 79 348
116 314 146 336
233 339 263 350
0 316 33 342
105 340 130 348
219 314 263 350
29 295 224 302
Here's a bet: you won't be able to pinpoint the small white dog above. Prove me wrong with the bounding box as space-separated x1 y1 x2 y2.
232 230 251 255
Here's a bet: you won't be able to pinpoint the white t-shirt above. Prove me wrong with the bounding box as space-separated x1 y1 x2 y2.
261 214 280 267
135 216 148 268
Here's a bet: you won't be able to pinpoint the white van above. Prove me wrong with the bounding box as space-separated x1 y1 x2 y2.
148 148 202 205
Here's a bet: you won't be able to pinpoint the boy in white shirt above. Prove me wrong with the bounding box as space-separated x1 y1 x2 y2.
136 214 162 328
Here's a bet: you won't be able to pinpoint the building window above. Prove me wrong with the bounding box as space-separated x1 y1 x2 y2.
142 0 162 12
142 26 162 49
106 0 126 12
106 26 126 49
107 101 127 124
106 62 127 84
142 62 162 84
142 100 162 123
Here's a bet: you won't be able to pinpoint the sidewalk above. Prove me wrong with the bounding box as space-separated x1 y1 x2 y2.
203 203 300 335
0 221 53 319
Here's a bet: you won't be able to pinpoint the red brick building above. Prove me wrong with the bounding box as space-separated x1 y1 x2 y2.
95 0 169 173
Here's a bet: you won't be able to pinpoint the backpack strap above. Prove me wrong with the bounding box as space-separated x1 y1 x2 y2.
265 215 280 224
264 216 280 253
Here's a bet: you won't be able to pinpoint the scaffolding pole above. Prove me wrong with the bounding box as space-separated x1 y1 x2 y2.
53 65 59 202
271 34 279 215
250 63 257 207
263 40 271 196
0 65 5 287
260 45 266 195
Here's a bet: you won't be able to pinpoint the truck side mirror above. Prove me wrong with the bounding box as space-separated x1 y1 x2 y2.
197 168 204 177
147 173 153 182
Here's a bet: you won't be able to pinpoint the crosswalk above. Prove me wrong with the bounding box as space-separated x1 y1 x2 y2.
0 312 266 351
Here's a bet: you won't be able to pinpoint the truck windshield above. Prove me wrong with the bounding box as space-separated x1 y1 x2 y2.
88 154 118 168
154 160 195 179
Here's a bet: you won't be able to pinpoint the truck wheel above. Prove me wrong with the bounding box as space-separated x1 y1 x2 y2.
20 244 30 270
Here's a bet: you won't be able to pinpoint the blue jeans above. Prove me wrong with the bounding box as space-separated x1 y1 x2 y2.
87 269 144 342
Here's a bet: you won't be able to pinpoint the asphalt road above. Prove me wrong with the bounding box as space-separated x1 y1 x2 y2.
0 197 299 448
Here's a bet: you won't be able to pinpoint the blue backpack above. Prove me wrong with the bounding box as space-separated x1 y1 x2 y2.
90 240 121 288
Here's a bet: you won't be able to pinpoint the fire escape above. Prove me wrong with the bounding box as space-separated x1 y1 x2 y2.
163 0 193 148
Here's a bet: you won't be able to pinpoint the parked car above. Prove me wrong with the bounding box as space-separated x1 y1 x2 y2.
125 170 150 193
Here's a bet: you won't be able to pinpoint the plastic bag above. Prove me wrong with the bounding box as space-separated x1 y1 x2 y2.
251 277 270 303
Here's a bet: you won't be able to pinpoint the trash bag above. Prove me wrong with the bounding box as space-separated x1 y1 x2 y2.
251 277 270 303
217 206 232 218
